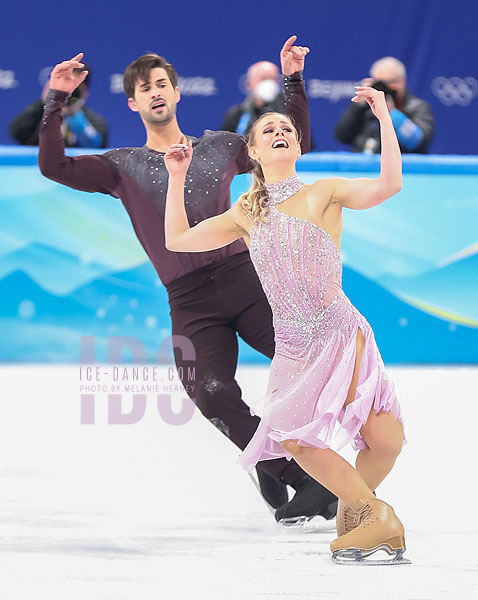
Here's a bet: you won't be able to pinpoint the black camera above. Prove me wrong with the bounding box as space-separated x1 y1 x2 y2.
66 65 89 106
371 80 397 103
67 86 82 106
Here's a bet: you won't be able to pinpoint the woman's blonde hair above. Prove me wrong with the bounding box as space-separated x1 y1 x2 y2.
237 112 300 224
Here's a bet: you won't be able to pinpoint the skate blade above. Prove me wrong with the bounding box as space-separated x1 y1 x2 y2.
332 547 411 566
277 515 336 534
277 515 310 529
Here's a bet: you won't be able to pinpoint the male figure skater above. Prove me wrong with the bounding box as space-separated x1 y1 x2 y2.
38 37 338 524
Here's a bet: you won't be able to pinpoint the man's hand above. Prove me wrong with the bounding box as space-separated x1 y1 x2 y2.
280 36 310 75
352 87 390 121
164 135 193 177
49 53 88 94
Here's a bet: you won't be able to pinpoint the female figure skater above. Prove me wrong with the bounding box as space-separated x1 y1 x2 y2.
163 86 408 564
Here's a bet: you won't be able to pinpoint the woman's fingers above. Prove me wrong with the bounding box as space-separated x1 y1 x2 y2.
165 148 189 159
355 86 380 92
354 88 378 95
354 87 384 98
166 139 192 159
352 87 384 101
167 145 189 157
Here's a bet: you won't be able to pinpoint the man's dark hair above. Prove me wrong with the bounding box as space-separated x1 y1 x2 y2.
123 54 179 99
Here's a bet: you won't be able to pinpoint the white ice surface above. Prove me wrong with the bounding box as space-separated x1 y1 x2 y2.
1 365 477 599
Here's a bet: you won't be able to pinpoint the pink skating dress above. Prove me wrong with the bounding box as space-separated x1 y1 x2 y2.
239 175 405 472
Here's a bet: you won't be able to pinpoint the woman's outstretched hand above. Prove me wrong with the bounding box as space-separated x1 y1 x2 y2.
164 135 193 177
352 86 389 121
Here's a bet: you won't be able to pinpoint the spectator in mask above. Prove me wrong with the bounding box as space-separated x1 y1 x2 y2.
220 61 284 135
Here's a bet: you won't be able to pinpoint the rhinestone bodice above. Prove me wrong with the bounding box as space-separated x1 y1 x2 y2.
249 186 350 356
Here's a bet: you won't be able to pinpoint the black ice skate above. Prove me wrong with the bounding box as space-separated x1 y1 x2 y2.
275 474 338 529
248 469 289 514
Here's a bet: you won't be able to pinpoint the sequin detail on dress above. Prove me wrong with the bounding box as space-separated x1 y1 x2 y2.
239 179 405 471
265 174 304 206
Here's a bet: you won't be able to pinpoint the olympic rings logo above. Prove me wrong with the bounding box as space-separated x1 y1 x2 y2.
431 76 478 106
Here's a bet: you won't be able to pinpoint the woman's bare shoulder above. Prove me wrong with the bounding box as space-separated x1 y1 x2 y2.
309 177 349 207
309 177 346 193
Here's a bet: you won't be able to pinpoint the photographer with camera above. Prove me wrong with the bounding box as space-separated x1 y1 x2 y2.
9 65 108 148
334 57 435 153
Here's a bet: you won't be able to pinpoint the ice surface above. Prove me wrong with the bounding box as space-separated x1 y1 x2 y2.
0 365 477 599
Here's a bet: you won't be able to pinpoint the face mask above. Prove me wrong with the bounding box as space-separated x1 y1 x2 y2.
254 79 280 103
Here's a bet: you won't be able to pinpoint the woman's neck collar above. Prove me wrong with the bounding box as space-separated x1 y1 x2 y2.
265 174 303 206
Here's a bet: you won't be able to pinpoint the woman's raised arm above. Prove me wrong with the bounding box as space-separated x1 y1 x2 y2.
164 137 246 252
330 87 402 210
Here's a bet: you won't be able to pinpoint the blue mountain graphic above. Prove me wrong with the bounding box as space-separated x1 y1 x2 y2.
0 241 110 295
0 263 476 363
0 264 172 362
0 270 92 317
71 262 169 320
342 266 477 363
378 254 478 320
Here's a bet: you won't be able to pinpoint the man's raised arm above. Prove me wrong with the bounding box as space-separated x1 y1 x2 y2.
280 35 311 155
233 36 312 173
38 53 121 195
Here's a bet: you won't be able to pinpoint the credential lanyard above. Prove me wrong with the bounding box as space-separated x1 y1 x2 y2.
236 110 252 135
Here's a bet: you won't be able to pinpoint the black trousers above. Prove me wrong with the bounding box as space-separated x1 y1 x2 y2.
166 251 304 486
